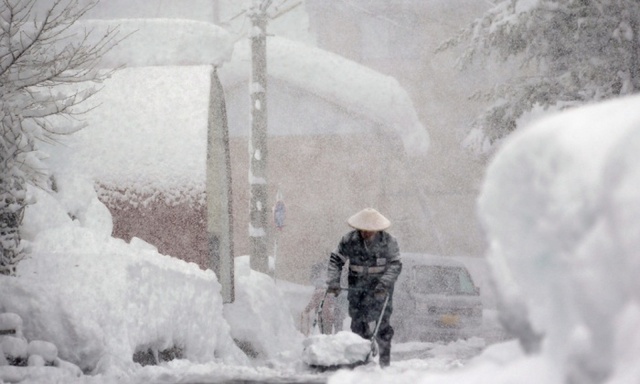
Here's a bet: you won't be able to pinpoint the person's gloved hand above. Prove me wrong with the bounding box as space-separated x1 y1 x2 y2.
374 285 387 301
326 286 341 296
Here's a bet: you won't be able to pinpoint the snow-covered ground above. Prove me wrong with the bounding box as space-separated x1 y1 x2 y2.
3 94 640 383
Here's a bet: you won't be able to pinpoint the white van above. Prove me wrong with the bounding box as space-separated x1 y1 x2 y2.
393 254 483 342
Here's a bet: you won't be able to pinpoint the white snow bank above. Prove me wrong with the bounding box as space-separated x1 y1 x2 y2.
478 94 640 383
224 256 304 366
0 175 247 375
0 314 84 383
76 18 233 68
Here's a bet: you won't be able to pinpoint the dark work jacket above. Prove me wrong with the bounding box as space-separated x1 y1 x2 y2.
326 230 402 322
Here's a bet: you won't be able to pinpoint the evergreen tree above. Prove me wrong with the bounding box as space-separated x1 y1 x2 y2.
442 0 640 154
0 0 119 275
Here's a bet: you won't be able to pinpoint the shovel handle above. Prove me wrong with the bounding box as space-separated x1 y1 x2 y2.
311 289 329 331
366 292 390 361
371 292 390 339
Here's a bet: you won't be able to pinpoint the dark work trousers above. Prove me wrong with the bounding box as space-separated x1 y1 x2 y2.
348 285 395 367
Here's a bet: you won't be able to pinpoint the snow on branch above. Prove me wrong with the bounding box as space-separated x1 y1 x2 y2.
0 0 122 276
439 0 640 156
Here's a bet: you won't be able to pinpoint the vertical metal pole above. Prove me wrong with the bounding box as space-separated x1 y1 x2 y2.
249 2 269 273
273 234 278 282
207 66 235 303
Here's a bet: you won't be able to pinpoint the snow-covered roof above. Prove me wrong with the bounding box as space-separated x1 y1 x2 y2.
78 19 234 67
218 37 430 156
46 23 429 195
48 66 211 193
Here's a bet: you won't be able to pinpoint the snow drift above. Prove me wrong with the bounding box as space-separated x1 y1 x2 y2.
478 94 640 384
1 175 247 374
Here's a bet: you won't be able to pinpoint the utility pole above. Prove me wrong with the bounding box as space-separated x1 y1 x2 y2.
248 0 272 273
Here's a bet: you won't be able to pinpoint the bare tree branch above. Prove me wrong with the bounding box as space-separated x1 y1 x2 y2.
0 0 121 275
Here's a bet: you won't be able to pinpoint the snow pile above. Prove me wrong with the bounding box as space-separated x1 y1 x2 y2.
302 331 371 367
0 313 23 340
0 174 247 377
478 94 640 383
0 170 322 383
224 256 304 366
0 312 83 382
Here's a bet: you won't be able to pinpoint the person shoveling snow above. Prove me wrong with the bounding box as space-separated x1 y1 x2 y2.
308 208 403 368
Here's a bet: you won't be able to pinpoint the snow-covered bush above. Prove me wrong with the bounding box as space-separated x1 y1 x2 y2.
443 0 640 155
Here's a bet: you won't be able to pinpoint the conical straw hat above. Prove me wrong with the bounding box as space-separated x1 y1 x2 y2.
347 208 391 231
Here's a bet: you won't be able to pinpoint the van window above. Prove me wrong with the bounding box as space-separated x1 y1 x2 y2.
457 269 477 295
412 265 476 295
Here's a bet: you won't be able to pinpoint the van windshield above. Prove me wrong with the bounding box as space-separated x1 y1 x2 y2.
412 265 477 295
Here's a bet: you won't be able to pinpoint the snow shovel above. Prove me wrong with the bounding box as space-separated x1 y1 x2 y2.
302 290 390 370
309 288 334 334
363 291 390 364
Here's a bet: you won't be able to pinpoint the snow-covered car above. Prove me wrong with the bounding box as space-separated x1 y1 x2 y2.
393 254 483 342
